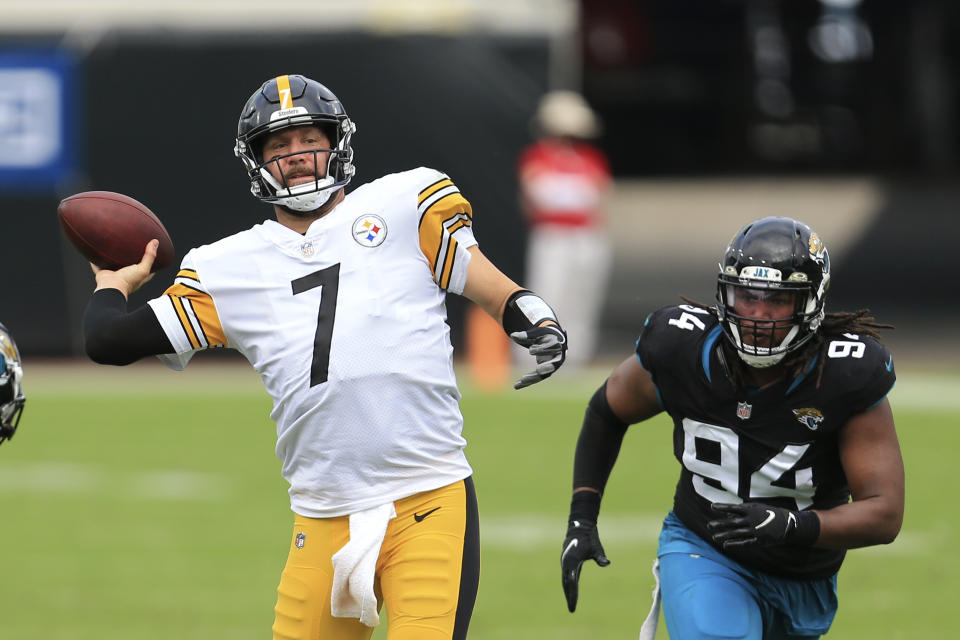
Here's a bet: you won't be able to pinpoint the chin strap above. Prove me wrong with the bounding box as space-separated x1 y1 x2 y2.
258 165 338 212
737 349 786 368
728 320 800 368
277 187 334 212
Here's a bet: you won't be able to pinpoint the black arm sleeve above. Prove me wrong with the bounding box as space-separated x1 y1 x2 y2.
83 288 174 365
572 381 630 494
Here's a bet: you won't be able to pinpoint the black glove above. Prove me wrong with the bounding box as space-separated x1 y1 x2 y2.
707 502 820 551
510 324 567 389
561 518 610 612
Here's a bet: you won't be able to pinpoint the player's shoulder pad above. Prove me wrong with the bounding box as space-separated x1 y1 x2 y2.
189 224 266 263
636 304 719 372
410 166 452 188
823 333 895 375
361 167 452 193
348 168 458 209
176 248 197 272
822 332 896 406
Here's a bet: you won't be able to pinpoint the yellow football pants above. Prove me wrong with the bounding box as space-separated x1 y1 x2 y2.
272 477 479 640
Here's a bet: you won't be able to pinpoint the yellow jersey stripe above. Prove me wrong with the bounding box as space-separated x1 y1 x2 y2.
170 295 201 349
182 298 207 348
447 219 469 235
419 220 443 275
176 268 200 282
418 193 472 281
420 191 471 219
438 236 458 289
163 283 227 348
277 75 293 109
418 178 454 205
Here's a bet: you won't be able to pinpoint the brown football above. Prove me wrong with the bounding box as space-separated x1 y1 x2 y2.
57 191 175 272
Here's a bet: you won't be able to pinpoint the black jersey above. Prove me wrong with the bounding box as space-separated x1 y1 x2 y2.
636 305 895 580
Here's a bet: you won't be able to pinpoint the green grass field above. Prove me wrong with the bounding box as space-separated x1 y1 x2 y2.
0 358 955 639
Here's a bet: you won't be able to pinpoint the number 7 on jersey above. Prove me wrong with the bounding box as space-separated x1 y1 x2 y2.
292 264 341 387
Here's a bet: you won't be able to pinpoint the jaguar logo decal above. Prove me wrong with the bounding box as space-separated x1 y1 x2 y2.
792 407 824 431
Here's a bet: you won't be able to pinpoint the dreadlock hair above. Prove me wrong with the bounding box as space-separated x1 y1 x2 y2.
679 296 894 391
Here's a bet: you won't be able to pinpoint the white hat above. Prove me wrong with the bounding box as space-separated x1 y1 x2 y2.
535 90 601 139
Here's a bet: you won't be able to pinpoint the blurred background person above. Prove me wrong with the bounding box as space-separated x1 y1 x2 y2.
518 90 613 371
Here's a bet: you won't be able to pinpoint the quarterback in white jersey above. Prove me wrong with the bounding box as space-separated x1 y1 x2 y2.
83 74 568 640
149 167 480 517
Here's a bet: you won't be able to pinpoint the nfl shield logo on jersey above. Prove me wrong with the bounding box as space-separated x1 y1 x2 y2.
295 532 306 549
353 214 387 247
736 401 752 420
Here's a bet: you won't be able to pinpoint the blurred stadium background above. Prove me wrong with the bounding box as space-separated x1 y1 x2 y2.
1 1 958 639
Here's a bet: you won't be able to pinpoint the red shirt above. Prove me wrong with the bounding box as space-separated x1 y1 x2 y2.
518 139 611 228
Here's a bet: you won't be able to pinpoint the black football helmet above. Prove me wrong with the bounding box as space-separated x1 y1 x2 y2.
716 216 830 368
234 74 356 212
0 323 25 444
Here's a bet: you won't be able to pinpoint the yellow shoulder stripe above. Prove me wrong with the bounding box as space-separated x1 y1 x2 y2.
438 236 458 289
169 294 201 349
162 283 227 349
176 268 200 282
418 178 454 205
418 194 472 287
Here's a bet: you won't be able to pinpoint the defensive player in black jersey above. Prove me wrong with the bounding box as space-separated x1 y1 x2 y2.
560 216 903 639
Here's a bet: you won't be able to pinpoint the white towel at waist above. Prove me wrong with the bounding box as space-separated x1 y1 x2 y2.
638 558 661 640
330 502 397 627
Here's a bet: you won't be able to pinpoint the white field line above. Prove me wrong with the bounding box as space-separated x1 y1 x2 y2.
481 514 664 549
886 375 960 411
479 514 936 557
0 461 230 501
25 358 265 397
0 462 931 556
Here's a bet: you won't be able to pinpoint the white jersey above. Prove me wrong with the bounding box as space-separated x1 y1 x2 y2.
147 167 477 517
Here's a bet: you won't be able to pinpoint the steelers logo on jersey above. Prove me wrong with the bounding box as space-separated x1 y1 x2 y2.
353 215 387 248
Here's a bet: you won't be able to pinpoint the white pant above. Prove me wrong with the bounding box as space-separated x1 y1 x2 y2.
525 226 612 369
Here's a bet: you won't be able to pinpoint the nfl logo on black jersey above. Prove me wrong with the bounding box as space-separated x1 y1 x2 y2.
737 401 752 420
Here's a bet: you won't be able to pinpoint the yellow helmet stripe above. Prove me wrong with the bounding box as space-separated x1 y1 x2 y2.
276 75 293 109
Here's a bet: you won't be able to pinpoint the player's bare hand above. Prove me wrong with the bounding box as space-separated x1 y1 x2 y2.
510 324 567 389
92 239 158 298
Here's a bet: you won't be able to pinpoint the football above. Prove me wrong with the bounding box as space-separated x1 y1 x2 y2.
57 191 175 272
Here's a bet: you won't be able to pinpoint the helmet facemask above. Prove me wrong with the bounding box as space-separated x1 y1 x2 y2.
236 116 356 213
0 328 25 444
717 275 825 368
